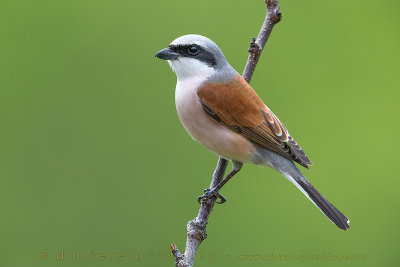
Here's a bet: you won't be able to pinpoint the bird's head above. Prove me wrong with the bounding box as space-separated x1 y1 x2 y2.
155 34 232 81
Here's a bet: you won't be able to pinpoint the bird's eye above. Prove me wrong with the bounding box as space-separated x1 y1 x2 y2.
187 45 200 55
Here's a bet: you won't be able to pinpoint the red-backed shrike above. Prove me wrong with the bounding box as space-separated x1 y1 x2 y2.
155 34 349 230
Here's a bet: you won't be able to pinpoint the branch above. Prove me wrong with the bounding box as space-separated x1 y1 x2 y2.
243 0 282 83
171 158 228 267
171 1 281 266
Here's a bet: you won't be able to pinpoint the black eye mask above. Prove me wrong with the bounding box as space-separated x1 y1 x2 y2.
168 44 217 67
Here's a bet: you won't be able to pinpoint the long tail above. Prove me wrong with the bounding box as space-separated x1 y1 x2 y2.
282 169 350 230
257 148 350 230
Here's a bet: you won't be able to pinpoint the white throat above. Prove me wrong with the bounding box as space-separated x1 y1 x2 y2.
168 57 215 81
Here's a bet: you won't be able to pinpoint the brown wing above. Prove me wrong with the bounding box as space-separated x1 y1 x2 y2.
197 75 312 169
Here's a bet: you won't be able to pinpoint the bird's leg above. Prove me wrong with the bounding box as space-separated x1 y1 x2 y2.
198 161 243 204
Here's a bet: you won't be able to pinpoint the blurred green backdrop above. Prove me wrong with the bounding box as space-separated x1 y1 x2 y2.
0 0 399 266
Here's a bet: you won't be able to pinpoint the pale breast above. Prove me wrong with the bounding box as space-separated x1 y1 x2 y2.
175 78 256 162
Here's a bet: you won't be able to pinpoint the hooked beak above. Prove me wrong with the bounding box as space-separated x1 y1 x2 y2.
155 47 180 60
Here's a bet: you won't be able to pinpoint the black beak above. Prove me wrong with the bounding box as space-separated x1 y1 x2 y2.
155 48 180 60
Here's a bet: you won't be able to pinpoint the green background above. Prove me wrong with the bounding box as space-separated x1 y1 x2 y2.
0 0 399 266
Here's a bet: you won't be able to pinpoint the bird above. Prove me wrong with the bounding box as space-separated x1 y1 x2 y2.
155 34 350 230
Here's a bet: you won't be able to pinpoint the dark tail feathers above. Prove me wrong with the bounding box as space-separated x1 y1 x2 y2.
284 171 350 230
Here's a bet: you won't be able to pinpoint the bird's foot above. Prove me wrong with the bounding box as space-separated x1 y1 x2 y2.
197 187 226 204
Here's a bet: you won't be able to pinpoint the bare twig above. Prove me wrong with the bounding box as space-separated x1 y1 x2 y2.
171 1 281 266
243 0 282 83
171 158 228 266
